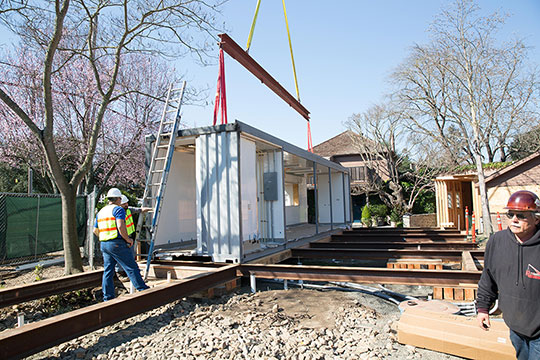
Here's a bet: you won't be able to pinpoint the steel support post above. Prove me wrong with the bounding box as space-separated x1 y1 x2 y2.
250 272 257 293
328 168 333 231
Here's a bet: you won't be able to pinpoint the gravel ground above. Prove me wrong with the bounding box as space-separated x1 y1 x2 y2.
1 263 461 360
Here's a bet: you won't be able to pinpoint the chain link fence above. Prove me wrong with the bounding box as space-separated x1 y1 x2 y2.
0 193 87 264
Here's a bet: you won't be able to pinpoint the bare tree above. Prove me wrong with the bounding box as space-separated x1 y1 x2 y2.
392 0 539 235
509 126 540 160
0 0 223 274
348 103 441 216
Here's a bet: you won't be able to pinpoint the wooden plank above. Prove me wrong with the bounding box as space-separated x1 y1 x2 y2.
454 288 464 301
443 287 454 300
389 258 444 265
398 307 514 359
464 288 476 301
462 251 478 271
433 287 443 300
248 249 292 265
225 278 241 291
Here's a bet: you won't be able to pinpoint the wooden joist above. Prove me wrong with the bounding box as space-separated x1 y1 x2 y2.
387 259 444 270
433 286 477 301
461 251 478 271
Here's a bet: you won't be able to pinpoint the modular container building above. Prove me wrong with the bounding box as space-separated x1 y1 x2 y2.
145 121 351 263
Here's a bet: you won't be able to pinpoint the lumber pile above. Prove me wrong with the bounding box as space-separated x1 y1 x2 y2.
398 307 514 359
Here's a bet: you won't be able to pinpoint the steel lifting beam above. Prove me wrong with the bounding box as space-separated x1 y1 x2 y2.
291 248 484 262
0 270 103 308
218 33 310 120
0 265 238 360
237 264 481 286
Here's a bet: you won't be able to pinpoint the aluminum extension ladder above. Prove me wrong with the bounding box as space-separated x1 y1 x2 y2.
135 81 186 279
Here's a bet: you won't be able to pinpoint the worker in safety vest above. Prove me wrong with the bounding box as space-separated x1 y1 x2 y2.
115 194 152 275
93 188 149 300
121 194 152 239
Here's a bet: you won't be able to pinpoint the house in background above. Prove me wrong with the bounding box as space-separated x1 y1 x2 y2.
313 130 389 220
435 151 540 232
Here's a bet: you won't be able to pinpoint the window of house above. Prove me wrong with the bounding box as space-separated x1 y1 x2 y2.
349 166 372 181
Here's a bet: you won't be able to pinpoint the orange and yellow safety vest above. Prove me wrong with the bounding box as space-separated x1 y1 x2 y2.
96 204 122 241
125 209 135 236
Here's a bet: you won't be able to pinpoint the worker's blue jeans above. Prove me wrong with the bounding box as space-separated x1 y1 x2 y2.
115 239 136 274
510 329 540 360
100 239 149 301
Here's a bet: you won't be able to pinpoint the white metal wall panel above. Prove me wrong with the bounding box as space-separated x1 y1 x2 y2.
266 151 285 240
317 171 332 223
331 172 345 223
240 137 258 241
154 151 197 246
257 150 285 240
196 132 241 262
228 134 241 259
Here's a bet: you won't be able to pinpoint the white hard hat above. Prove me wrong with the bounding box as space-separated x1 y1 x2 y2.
106 188 122 198
120 195 129 204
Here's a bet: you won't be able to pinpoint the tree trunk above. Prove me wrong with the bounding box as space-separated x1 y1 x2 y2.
61 189 84 274
474 152 493 236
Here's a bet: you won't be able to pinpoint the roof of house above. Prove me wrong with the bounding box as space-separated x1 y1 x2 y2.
484 151 540 185
436 151 540 186
313 130 376 157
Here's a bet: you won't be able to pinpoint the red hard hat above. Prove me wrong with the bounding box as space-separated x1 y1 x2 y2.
505 190 540 212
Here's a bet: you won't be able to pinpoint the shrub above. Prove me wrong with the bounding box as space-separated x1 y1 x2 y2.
370 204 389 218
390 208 402 223
361 205 372 227
412 190 436 214
34 264 43 281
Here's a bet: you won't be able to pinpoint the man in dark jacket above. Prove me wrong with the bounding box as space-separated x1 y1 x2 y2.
476 190 540 360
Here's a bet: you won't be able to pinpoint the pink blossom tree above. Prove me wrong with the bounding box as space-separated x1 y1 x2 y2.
0 0 222 274
0 48 175 194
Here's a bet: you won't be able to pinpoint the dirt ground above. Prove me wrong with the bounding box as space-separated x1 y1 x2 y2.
1 260 461 359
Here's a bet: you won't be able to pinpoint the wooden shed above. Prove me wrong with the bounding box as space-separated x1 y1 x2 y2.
435 151 540 232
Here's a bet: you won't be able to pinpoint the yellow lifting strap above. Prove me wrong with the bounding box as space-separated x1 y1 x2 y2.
246 0 262 53
281 0 301 103
245 0 301 103
245 1 312 151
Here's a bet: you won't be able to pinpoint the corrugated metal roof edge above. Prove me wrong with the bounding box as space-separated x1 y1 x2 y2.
176 121 349 173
